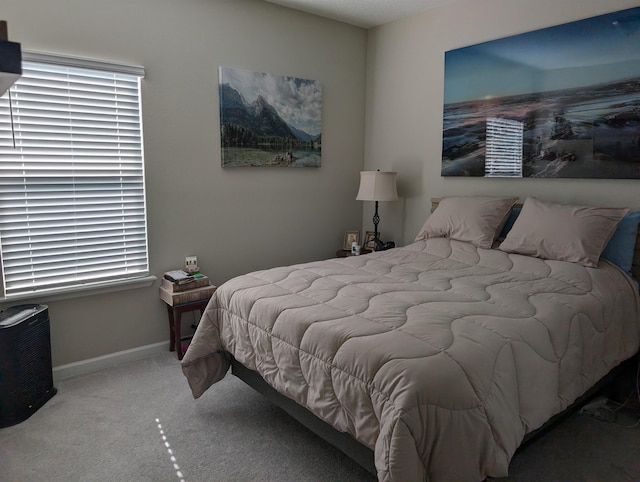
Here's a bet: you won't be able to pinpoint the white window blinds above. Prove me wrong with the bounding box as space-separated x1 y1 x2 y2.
485 117 523 178
0 52 149 298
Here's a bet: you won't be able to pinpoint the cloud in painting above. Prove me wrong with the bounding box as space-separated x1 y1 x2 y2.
220 67 322 136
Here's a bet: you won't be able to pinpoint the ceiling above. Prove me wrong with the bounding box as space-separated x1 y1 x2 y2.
263 0 457 29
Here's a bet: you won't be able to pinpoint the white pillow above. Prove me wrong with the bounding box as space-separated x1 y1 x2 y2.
415 196 518 249
498 197 628 267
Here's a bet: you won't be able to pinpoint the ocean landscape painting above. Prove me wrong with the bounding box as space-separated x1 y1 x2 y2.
219 67 322 167
442 7 640 179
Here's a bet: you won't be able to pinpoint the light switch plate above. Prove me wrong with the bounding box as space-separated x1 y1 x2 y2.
185 255 198 268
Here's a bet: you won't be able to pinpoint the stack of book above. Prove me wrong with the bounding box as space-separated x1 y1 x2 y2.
160 270 216 306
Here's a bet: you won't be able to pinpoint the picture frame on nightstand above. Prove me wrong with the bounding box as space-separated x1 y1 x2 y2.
343 231 360 250
363 231 377 251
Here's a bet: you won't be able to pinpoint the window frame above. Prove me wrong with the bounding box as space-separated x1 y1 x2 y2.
0 51 155 302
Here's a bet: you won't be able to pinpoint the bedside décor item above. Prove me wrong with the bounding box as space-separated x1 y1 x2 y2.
363 231 377 251
356 170 398 250
441 6 640 179
219 66 322 168
343 231 359 251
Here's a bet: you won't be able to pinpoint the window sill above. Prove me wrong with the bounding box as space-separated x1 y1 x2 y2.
0 275 158 305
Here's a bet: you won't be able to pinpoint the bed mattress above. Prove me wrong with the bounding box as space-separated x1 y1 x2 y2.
182 238 639 481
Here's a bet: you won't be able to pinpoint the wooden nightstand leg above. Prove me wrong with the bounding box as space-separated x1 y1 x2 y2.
167 305 176 352
174 308 184 360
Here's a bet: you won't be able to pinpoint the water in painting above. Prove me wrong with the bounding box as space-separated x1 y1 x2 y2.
442 7 640 179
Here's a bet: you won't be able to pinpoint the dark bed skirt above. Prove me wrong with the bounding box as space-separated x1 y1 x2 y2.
229 355 637 475
230 358 377 474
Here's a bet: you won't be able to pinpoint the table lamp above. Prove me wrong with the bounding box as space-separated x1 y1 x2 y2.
356 170 398 251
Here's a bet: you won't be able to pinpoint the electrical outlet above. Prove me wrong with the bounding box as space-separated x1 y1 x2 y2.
185 255 198 268
185 255 199 274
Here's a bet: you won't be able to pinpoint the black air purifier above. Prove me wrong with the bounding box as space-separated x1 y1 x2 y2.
0 304 57 428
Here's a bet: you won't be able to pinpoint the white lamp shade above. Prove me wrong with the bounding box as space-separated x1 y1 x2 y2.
356 171 398 202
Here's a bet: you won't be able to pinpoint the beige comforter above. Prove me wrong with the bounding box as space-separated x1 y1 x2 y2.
182 238 640 481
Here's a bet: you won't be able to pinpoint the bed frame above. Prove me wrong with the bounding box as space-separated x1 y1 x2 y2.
230 199 640 476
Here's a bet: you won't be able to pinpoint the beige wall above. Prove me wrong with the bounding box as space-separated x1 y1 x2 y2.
5 0 640 366
1 0 367 365
365 0 640 246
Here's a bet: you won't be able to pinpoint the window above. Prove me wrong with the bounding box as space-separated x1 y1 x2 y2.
0 52 149 299
485 117 523 178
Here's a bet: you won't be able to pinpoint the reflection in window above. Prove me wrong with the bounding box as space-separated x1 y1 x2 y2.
485 117 523 177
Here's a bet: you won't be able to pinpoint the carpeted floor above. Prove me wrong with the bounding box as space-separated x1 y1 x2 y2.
1 351 639 481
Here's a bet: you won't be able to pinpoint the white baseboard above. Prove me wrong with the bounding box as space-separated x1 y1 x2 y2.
53 341 169 382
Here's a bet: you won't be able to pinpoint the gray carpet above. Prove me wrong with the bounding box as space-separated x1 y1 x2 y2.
1 351 639 481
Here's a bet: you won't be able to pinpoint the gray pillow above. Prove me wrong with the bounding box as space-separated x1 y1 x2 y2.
415 196 518 249
498 197 628 267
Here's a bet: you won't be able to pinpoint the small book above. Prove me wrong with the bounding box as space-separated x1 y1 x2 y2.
161 275 209 293
159 284 216 306
164 269 195 284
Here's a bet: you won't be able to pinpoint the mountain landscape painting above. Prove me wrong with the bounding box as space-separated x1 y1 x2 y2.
442 6 640 179
219 67 322 167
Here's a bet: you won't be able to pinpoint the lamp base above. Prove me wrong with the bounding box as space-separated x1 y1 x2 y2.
370 200 395 251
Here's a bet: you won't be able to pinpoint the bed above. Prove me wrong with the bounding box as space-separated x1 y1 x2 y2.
181 196 640 481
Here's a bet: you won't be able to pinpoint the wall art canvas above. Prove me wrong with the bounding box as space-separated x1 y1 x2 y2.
219 67 322 167
442 7 640 179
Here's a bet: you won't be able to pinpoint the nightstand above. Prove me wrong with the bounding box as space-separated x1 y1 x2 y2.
336 249 372 258
160 283 216 360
